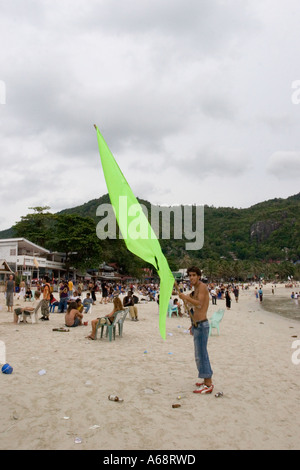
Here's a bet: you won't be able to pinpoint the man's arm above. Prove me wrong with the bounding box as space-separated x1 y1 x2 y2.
179 289 204 309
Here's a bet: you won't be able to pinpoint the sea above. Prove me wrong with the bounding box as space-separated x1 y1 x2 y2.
261 295 300 322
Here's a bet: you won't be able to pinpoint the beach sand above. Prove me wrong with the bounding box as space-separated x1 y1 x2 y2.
0 284 299 450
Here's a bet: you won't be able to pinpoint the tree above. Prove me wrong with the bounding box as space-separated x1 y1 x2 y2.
13 206 55 248
50 214 102 273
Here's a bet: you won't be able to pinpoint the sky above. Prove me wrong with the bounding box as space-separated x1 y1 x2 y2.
0 0 300 232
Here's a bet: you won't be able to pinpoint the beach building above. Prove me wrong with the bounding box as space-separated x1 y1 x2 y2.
86 262 122 282
0 258 14 284
0 238 68 283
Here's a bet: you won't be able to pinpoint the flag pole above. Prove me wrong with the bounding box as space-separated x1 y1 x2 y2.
174 280 196 327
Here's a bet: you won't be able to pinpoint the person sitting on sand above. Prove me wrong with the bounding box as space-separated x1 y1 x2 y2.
86 296 124 340
65 301 83 327
83 292 93 313
24 286 33 301
75 297 84 313
173 298 183 317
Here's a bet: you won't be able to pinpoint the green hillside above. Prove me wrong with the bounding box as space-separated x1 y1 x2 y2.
57 192 300 263
1 192 299 280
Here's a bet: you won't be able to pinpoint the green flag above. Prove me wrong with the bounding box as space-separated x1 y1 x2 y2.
95 126 174 339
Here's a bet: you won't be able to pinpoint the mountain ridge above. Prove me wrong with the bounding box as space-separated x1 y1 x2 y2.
1 192 299 265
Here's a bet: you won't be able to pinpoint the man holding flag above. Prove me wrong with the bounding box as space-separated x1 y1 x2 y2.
179 266 214 394
94 126 214 395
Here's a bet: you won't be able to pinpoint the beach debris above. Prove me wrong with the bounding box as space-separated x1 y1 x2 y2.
63 416 70 420
2 363 13 374
291 335 298 338
52 327 69 332
172 404 181 408
143 350 148 354
108 394 124 402
215 392 224 398
74 437 82 444
12 411 19 420
38 369 46 376
167 333 173 336
89 425 100 430
168 352 173 355
85 380 92 386
144 388 154 394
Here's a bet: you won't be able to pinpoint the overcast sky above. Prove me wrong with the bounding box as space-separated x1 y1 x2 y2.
1 0 300 231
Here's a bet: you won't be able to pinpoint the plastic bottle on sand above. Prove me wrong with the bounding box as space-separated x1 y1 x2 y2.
108 395 124 402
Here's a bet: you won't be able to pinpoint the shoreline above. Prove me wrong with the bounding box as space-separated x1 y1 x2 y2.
260 295 300 322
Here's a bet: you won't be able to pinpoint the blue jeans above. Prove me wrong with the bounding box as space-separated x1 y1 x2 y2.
58 297 68 313
192 320 213 379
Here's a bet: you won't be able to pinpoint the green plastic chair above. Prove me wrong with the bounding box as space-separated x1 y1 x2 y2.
209 309 225 336
95 310 124 341
167 304 179 318
117 308 129 337
106 311 124 341
94 317 107 340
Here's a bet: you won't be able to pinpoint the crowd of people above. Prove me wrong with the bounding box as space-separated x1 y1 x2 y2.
5 273 291 328
5 275 166 327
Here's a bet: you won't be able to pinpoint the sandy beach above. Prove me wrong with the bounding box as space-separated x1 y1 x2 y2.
0 283 299 451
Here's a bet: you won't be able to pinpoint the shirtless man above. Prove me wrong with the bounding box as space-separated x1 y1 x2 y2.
179 266 213 394
65 301 83 327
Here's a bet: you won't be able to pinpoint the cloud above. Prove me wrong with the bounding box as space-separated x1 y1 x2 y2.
0 1 300 232
266 151 300 179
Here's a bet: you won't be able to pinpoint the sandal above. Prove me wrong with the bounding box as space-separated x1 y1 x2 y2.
193 384 214 394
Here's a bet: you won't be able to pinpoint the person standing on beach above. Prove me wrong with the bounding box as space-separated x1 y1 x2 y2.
89 281 97 305
179 266 213 394
123 290 139 321
68 279 74 299
34 276 51 320
58 281 69 313
258 286 263 302
18 279 26 300
5 274 15 313
210 287 217 305
100 281 108 304
225 287 231 310
233 285 239 303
